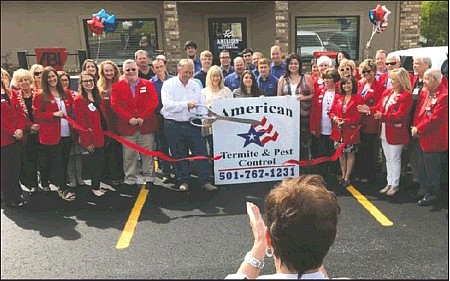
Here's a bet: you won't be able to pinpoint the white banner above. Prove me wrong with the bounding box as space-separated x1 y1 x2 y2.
212 96 300 185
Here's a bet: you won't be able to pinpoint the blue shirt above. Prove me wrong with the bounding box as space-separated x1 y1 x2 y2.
247 64 256 72
257 74 279 97
221 65 235 78
270 61 286 78
224 72 241 91
192 57 202 73
150 72 174 113
194 69 208 88
252 69 260 78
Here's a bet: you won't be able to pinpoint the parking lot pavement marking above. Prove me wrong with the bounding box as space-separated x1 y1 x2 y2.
116 185 148 249
346 185 394 227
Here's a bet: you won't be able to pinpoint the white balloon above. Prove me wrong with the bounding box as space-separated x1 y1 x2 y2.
122 21 133 31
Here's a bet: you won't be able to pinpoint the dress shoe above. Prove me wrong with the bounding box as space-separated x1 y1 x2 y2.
379 185 391 194
202 183 217 191
418 194 437 206
386 185 399 196
145 181 155 190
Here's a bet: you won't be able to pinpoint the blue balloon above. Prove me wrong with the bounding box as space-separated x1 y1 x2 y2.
368 10 376 25
103 14 117 33
92 8 109 21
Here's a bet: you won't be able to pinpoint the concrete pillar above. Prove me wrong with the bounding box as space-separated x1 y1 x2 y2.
274 1 289 55
163 1 182 73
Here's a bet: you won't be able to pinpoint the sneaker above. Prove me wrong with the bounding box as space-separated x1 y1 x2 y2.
379 185 391 194
92 188 106 197
202 183 217 191
386 185 399 196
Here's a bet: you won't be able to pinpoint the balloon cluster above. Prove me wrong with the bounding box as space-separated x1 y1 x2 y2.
87 8 117 36
369 4 391 33
121 20 144 31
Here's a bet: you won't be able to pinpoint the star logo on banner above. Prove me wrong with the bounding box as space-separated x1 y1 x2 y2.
238 126 265 147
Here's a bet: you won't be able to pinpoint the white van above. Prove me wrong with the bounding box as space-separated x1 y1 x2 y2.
296 31 325 59
389 46 448 78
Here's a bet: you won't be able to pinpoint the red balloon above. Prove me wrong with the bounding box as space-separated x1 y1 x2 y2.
372 4 386 23
87 16 104 35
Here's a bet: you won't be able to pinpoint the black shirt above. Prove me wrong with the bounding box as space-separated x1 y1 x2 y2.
138 68 155 80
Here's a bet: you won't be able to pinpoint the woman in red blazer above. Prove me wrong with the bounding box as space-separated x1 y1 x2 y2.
358 68 413 196
310 68 340 177
97 60 124 186
353 59 382 184
1 69 27 206
73 71 108 197
411 69 448 206
329 76 364 187
32 67 75 201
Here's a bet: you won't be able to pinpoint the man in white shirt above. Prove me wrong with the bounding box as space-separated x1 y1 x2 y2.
160 59 217 192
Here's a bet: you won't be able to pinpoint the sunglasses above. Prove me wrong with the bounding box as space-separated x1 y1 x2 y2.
34 71 42 76
385 62 397 66
124 68 137 72
362 70 372 74
340 67 351 72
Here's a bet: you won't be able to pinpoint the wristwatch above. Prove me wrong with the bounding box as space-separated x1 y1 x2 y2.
245 252 265 269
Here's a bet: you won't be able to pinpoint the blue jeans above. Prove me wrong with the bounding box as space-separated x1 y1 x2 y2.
164 119 211 185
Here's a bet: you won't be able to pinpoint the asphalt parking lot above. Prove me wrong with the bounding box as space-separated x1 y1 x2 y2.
1 171 448 279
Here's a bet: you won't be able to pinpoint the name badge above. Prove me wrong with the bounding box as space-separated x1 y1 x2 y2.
412 88 420 96
1 99 5 102
88 103 96 112
140 87 146 93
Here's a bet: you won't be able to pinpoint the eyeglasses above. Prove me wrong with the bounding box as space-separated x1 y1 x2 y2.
220 57 230 59
34 71 42 76
385 62 397 66
124 68 137 72
362 70 372 74
82 79 94 84
340 67 351 72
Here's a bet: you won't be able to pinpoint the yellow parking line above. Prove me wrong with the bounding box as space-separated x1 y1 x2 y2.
116 186 149 249
346 184 394 227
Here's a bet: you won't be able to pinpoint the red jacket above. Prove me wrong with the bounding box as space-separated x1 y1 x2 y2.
73 95 105 149
328 93 364 144
370 89 413 145
100 95 117 133
1 92 25 147
357 79 382 134
32 90 74 145
413 83 448 153
111 78 158 136
310 85 338 138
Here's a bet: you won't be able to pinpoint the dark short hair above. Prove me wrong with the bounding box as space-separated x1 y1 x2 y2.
184 40 197 51
339 76 358 95
242 48 254 55
323 68 340 83
265 175 340 276
284 53 302 78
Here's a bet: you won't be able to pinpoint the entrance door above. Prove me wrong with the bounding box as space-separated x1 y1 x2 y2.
208 18 247 66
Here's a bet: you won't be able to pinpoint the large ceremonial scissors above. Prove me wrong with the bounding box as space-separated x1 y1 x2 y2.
189 104 261 127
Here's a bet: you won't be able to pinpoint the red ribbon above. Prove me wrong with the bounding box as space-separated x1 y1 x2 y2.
283 125 361 167
64 115 359 167
63 115 222 163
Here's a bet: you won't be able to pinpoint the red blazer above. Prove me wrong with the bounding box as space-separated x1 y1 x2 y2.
73 95 105 149
310 85 338 138
1 92 25 147
370 89 413 145
32 90 74 145
357 79 382 134
111 78 158 136
413 83 448 153
101 95 117 133
328 93 364 144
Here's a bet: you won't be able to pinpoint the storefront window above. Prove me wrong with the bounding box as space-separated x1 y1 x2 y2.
296 16 360 70
83 18 158 65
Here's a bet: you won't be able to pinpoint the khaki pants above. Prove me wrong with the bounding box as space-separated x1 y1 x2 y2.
122 131 155 185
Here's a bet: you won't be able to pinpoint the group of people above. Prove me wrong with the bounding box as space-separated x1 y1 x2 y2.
1 40 448 209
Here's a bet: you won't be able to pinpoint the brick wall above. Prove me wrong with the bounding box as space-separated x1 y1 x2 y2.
399 1 422 49
163 1 182 73
274 1 289 55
